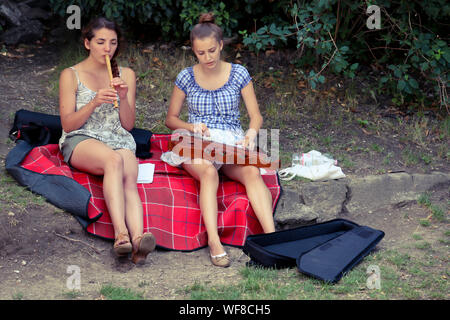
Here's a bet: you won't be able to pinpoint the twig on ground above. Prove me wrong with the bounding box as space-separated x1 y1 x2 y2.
54 231 102 254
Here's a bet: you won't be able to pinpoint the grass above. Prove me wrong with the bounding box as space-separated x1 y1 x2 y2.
183 242 448 300
100 284 144 300
182 251 439 300
63 290 83 299
12 292 24 300
402 148 420 166
417 192 448 222
0 170 46 213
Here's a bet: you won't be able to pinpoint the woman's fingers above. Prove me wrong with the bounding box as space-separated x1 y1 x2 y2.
236 136 255 150
193 123 210 136
99 88 117 96
94 88 119 105
111 78 127 88
110 78 128 99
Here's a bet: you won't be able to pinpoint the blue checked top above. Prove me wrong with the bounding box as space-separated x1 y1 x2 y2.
174 63 252 132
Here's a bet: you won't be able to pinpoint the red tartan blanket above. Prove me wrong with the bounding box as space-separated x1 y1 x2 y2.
19 134 281 251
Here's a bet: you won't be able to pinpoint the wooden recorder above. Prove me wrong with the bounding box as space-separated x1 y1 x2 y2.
105 55 119 108
167 134 280 169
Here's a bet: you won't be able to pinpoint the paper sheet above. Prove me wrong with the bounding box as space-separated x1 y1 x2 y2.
137 163 155 184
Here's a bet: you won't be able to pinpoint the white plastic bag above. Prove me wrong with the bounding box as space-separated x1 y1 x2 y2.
279 150 345 181
297 150 337 166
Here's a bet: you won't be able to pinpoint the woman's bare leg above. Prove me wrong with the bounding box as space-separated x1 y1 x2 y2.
182 159 224 256
70 139 128 238
221 164 275 233
115 148 144 250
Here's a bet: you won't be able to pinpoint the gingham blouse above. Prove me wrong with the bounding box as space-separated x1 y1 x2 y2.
175 63 252 132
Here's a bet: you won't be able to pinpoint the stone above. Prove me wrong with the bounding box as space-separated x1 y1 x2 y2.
275 180 348 228
0 18 43 45
0 0 23 27
346 171 450 214
0 0 50 45
275 189 319 228
17 2 51 21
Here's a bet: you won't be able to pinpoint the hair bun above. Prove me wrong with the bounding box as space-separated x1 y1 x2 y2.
199 12 215 24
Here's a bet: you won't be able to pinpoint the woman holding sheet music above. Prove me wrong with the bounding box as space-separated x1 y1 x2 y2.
58 17 155 264
163 13 275 267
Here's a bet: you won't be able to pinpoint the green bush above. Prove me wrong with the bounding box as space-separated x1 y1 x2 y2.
239 0 449 111
49 0 184 37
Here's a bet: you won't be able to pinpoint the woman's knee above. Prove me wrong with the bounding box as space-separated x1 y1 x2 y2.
123 167 139 191
116 150 139 189
200 164 219 184
241 165 261 182
104 151 124 172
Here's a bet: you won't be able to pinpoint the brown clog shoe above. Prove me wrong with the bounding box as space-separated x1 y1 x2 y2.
131 232 156 265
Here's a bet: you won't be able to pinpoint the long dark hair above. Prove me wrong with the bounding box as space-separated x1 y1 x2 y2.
81 17 122 76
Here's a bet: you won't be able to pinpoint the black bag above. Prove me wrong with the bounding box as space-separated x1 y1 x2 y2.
9 109 153 158
130 127 153 159
243 219 384 283
9 109 62 146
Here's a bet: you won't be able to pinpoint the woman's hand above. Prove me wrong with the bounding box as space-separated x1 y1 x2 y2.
92 88 118 107
236 128 257 150
111 77 128 99
192 123 210 137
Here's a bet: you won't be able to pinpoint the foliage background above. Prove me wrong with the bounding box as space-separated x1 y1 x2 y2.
45 0 450 112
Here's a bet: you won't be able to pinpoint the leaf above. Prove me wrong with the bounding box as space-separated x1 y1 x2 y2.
442 50 450 64
397 80 407 91
318 0 331 8
350 63 359 71
420 62 429 71
393 67 402 78
408 78 419 89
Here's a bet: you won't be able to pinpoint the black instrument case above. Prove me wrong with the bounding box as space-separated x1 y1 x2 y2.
243 219 384 283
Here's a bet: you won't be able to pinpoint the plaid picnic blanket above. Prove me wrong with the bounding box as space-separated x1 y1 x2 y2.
16 134 282 251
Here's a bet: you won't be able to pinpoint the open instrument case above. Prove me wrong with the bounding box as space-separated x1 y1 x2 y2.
243 219 384 283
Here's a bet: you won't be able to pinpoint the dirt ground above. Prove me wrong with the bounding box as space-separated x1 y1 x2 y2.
0 43 448 300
